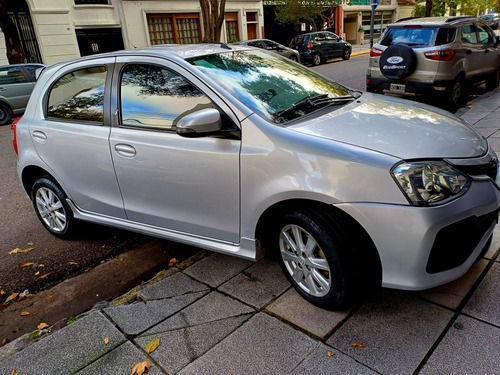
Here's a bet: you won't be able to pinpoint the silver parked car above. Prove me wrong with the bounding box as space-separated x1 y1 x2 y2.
13 44 500 309
0 63 45 125
235 39 300 62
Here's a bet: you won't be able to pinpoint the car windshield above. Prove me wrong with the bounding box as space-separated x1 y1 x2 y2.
480 15 493 20
187 49 352 124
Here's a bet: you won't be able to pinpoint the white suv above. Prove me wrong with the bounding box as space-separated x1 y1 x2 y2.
367 16 500 110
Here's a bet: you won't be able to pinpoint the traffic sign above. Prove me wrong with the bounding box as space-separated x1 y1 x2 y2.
371 0 378 10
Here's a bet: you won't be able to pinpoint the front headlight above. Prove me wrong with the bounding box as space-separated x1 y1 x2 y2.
391 161 471 206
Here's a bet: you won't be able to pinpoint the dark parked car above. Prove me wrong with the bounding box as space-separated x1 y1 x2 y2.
0 63 45 125
289 31 352 66
235 39 300 62
480 13 500 30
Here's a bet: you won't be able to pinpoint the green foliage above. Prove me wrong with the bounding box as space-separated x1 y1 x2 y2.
275 0 342 31
67 316 76 325
412 0 497 17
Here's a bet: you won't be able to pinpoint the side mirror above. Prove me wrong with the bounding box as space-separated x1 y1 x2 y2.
176 108 221 137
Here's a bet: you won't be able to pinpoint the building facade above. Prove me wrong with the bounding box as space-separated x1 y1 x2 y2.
0 0 264 65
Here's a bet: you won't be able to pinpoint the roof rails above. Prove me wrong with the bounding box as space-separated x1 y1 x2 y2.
445 16 476 22
395 17 418 23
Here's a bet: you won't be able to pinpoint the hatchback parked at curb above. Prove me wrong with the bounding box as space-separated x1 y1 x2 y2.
289 31 352 65
13 44 500 309
367 16 500 110
234 39 300 62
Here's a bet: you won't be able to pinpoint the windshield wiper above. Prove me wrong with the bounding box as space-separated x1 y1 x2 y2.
274 94 358 121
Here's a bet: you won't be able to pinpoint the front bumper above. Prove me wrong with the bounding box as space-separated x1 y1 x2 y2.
337 179 500 291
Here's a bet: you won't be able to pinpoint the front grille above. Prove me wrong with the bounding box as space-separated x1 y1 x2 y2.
426 210 498 274
454 157 498 181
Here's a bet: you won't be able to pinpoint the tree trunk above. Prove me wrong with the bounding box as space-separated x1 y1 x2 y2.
0 0 24 64
200 0 226 42
425 0 432 17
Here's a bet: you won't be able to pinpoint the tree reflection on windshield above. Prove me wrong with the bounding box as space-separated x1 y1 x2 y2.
188 50 350 123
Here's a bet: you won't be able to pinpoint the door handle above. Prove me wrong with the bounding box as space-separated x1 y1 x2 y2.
114 143 136 158
32 130 47 142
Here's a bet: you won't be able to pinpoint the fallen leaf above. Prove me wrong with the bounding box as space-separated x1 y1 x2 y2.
68 262 78 265
131 361 151 375
8 247 35 255
327 350 335 357
351 342 365 348
45 295 53 301
103 337 110 345
11 370 19 375
146 338 160 354
1 338 6 346
38 264 45 267
37 323 49 330
20 311 30 316
35 271 40 276
155 270 165 277
168 258 177 267
5 293 19 304
20 262 34 268
27 242 34 246
39 273 52 279
0 289 5 295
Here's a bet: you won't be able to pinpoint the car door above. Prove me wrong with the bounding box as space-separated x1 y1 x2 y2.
325 32 343 58
29 58 127 219
0 66 35 111
109 56 241 243
474 22 499 78
460 23 485 79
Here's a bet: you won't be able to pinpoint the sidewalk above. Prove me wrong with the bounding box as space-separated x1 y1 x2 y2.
1 88 500 374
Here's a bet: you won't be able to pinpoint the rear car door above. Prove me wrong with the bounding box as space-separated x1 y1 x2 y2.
29 58 127 219
109 56 241 243
0 66 35 111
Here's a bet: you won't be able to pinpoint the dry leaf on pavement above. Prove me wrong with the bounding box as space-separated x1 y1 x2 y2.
103 337 110 345
327 351 335 357
146 338 160 354
8 247 35 254
19 262 34 268
351 342 366 348
4 293 19 304
37 323 49 330
131 361 151 375
20 311 30 316
168 258 178 267
39 273 52 279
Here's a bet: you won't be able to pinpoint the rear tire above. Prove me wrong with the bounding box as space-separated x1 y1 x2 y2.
31 176 75 237
447 77 466 111
312 53 322 66
0 102 13 125
289 55 298 62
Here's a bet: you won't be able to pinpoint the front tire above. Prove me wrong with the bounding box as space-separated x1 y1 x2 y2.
342 47 351 60
274 208 354 309
31 176 75 237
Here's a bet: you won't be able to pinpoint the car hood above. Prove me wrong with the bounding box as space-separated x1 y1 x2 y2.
289 94 487 159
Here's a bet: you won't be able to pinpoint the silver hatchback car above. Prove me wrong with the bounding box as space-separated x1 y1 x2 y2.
13 44 500 309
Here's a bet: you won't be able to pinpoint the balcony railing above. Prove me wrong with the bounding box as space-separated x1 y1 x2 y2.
346 0 392 5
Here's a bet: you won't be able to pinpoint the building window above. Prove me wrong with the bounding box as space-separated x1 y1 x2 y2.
147 14 201 45
74 0 109 4
225 12 239 42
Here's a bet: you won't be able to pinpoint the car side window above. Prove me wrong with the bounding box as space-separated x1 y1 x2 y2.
461 24 477 44
47 66 106 123
476 23 492 45
0 66 28 85
120 64 212 131
24 65 42 80
262 40 277 50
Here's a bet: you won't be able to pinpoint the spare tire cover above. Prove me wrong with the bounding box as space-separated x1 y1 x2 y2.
380 44 416 80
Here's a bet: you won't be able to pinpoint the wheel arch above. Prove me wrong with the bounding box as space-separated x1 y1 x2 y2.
21 165 57 197
255 198 382 288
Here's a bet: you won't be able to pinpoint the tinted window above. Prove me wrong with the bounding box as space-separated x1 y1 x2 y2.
476 23 492 44
24 65 43 80
0 66 28 85
47 66 106 123
381 27 438 47
435 28 456 46
120 64 212 130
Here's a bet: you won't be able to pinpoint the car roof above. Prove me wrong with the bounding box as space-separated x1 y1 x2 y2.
0 63 45 69
391 16 478 27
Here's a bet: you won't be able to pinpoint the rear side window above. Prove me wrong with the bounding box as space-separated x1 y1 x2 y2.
435 28 456 46
381 27 439 47
0 66 28 84
47 66 106 123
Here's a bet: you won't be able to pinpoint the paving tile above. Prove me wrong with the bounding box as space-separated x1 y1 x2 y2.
178 313 319 375
141 291 255 335
419 315 500 375
463 262 500 326
183 252 253 287
136 315 250 374
104 291 207 335
326 289 453 375
475 127 499 138
76 341 164 375
290 343 378 375
138 272 209 301
475 113 500 128
413 259 488 310
266 288 352 339
218 257 290 309
0 311 125 375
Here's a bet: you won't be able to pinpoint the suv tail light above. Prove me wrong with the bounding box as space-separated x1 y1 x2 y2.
11 116 21 155
370 47 383 57
424 49 456 61
307 42 313 50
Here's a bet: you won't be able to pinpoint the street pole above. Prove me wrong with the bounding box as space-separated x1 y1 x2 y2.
369 0 378 48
